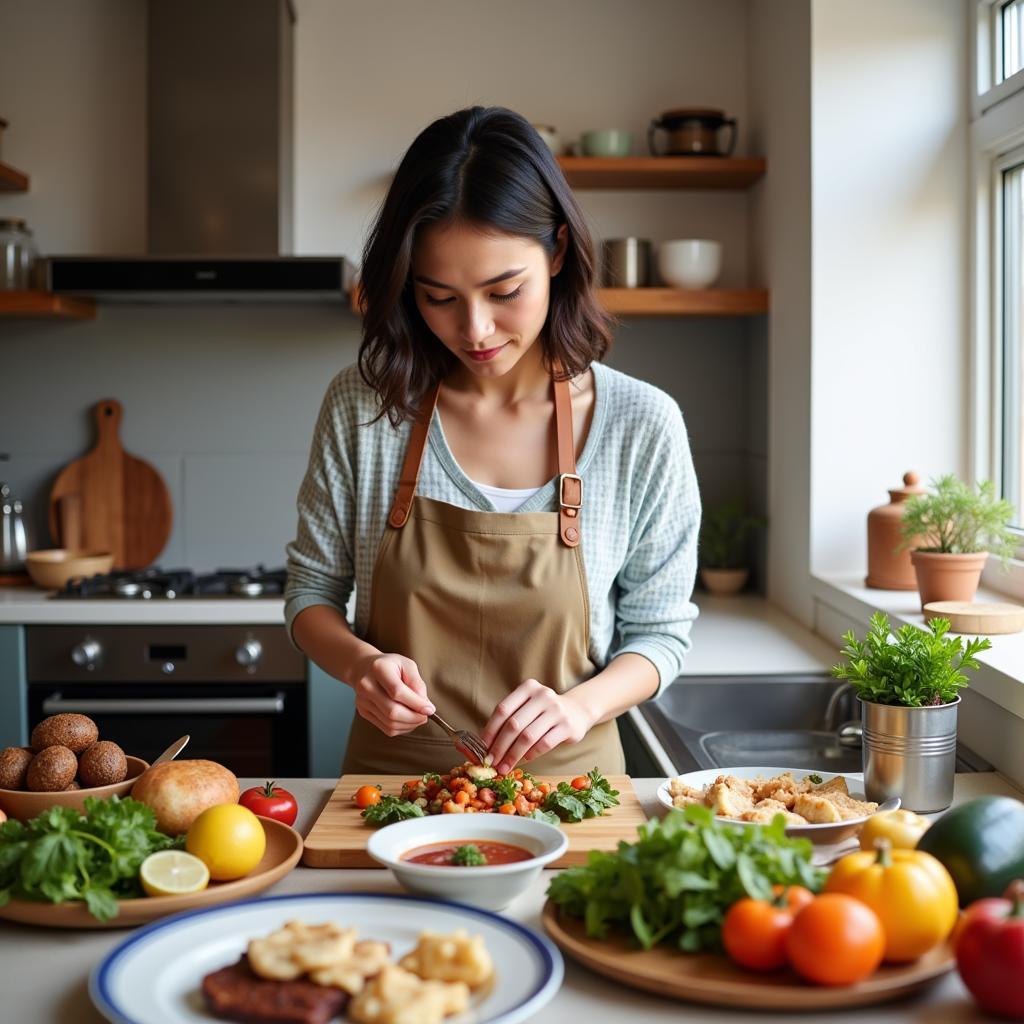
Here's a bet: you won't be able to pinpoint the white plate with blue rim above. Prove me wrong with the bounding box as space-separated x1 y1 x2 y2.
656 766 900 844
89 892 563 1024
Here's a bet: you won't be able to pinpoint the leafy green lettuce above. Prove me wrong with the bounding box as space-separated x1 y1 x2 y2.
547 804 825 952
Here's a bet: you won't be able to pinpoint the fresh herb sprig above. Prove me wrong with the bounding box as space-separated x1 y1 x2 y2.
361 795 425 827
450 844 487 866
832 611 991 707
540 769 620 824
547 804 824 953
0 796 182 922
478 776 519 805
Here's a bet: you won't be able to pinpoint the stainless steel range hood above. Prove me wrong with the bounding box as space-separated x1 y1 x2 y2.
44 0 351 302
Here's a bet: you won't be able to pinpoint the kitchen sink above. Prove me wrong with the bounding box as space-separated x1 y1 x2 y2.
639 674 990 775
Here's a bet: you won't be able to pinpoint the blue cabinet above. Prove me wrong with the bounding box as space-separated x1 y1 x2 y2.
307 662 355 778
0 625 26 748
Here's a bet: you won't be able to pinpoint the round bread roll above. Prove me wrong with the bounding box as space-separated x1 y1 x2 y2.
131 759 239 835
0 746 34 790
26 746 79 792
78 740 128 788
30 713 99 754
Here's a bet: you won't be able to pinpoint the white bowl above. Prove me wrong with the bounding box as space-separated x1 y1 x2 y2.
658 239 722 288
366 813 568 911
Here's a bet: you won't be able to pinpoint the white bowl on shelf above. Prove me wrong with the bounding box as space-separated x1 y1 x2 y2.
658 239 723 288
366 813 568 911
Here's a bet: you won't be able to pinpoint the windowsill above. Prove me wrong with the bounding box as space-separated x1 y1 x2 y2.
811 574 1024 718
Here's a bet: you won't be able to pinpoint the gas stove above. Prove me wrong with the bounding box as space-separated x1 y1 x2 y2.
52 565 288 600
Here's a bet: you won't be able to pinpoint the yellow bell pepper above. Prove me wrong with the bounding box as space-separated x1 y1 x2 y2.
858 808 930 851
825 838 958 962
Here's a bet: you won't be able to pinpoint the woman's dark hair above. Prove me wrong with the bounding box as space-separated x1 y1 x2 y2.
358 105 613 424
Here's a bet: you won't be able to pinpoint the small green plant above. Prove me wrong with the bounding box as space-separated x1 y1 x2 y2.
699 499 767 569
899 475 1016 562
832 611 991 707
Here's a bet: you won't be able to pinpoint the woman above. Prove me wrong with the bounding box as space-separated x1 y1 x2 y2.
285 106 700 777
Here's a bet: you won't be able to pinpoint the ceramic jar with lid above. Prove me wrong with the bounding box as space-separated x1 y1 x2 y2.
865 471 926 590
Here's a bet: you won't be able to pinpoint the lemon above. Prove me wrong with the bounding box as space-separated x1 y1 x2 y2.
140 850 210 897
186 803 266 881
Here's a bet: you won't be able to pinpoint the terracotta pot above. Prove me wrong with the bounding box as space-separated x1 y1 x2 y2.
910 550 989 611
865 471 926 590
700 567 749 595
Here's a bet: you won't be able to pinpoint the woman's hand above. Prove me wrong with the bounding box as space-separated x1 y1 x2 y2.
481 679 594 774
350 652 435 737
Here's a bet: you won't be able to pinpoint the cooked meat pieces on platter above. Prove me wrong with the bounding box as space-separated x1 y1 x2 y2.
669 771 878 824
202 956 349 1024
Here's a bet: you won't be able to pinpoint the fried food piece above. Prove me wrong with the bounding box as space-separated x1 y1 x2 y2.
399 929 494 989
705 778 755 819
813 775 850 797
739 799 806 825
792 792 843 823
202 956 348 1024
308 940 392 995
824 790 878 819
750 773 799 804
348 964 469 1024
668 780 705 808
248 920 357 981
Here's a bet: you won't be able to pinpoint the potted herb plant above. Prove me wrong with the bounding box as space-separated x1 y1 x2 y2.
699 499 766 595
832 611 991 812
898 475 1016 610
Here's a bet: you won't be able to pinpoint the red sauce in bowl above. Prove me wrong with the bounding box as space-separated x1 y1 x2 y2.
401 840 533 866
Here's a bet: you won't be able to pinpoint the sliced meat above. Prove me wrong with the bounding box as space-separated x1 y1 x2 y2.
202 956 348 1024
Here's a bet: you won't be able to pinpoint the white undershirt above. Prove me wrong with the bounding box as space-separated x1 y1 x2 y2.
466 477 543 512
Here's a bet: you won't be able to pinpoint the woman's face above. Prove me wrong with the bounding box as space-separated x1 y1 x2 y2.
411 220 567 379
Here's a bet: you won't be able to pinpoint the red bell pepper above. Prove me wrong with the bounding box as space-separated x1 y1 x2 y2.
955 880 1024 1019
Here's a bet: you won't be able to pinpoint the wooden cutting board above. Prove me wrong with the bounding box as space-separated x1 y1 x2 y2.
923 600 1024 635
48 399 172 569
302 774 646 868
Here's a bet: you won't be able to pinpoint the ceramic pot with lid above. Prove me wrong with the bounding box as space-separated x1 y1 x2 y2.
648 108 737 157
865 471 926 590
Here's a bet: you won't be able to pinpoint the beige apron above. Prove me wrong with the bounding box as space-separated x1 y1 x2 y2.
342 373 625 776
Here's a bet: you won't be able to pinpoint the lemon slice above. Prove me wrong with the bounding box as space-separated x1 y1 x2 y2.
140 850 210 897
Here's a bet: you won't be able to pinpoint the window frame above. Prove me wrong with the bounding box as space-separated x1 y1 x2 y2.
973 0 1024 595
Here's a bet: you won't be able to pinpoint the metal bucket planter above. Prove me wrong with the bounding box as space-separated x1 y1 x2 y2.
861 697 959 813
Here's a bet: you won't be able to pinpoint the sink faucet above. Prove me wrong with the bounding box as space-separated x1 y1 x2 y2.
823 682 855 732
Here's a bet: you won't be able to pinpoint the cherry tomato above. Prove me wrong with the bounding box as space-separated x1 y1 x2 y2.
352 785 382 809
570 776 591 790
238 781 298 826
722 885 815 971
785 894 885 986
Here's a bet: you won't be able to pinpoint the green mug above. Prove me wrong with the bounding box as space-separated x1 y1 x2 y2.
580 129 632 158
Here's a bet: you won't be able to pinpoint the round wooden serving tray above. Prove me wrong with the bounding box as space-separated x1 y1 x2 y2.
923 601 1024 635
542 900 956 1010
0 817 302 929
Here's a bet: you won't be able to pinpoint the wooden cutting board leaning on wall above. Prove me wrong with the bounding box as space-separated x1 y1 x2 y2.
48 399 172 570
302 774 647 868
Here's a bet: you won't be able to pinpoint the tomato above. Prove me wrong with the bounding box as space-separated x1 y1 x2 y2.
238 781 298 826
955 880 1024 1018
722 885 815 971
353 785 382 809
825 839 958 962
570 776 591 790
785 894 886 986
186 803 266 881
858 808 930 851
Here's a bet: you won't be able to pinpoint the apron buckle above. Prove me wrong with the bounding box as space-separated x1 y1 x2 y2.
559 473 583 510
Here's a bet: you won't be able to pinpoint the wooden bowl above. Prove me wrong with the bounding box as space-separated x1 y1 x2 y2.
0 755 149 821
24 549 115 590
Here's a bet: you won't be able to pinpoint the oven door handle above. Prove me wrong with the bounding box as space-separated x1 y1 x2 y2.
41 693 287 715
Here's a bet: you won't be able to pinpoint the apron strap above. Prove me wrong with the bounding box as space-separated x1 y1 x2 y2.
553 375 582 548
388 384 440 528
387 370 583 547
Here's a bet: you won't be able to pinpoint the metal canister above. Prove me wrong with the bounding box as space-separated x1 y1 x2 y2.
0 218 34 289
861 697 959 812
602 238 651 288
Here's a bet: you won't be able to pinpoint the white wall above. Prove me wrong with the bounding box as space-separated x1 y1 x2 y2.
809 0 969 580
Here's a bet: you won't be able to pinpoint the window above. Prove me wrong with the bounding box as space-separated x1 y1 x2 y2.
1002 158 1024 530
1001 0 1024 82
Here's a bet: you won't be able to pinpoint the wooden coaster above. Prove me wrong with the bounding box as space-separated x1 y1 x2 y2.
923 601 1024 635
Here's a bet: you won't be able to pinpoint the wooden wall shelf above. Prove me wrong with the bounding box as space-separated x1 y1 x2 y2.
0 161 30 192
0 290 95 319
598 287 768 317
557 156 765 190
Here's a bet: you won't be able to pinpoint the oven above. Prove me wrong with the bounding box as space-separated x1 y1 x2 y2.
26 624 308 778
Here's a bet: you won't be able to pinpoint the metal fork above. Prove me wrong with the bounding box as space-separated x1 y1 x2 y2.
429 712 490 766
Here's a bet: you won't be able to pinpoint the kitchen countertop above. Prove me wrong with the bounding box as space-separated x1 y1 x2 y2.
2 773 1020 1023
